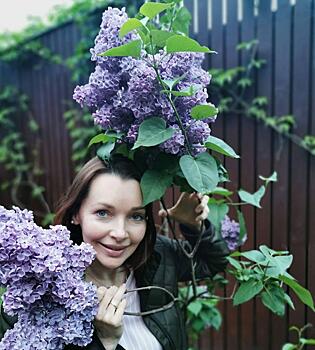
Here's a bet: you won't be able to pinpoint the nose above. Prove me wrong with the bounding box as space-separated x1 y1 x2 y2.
109 217 128 241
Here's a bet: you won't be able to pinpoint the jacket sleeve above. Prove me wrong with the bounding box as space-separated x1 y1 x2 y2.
172 220 230 282
0 304 16 340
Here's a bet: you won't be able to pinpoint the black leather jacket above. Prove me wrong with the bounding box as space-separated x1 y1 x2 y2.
0 222 229 350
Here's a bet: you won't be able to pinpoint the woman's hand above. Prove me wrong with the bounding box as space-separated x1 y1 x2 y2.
94 284 127 350
158 192 209 232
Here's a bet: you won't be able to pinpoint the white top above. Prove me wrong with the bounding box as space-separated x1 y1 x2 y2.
118 271 163 350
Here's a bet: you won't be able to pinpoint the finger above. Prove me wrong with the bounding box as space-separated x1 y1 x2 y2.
196 207 209 222
110 283 126 309
158 209 167 217
195 195 209 213
114 298 127 323
97 287 107 302
97 286 118 319
202 194 209 203
195 203 204 214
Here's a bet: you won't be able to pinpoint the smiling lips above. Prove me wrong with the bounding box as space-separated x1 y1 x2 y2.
99 242 127 257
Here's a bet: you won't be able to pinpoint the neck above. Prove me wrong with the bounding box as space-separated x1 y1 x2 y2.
85 259 127 287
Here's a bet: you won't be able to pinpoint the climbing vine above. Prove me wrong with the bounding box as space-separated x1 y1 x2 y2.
209 39 315 156
0 86 53 225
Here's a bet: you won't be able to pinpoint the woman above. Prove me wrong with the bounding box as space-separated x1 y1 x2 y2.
0 154 229 350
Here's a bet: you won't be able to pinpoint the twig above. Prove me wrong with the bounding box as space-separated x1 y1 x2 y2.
124 285 179 316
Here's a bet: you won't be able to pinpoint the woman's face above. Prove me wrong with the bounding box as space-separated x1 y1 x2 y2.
74 173 147 270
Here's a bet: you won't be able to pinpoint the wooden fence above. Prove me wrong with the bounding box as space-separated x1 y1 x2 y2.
0 0 314 349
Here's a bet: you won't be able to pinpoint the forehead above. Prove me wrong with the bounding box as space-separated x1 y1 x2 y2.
84 173 143 208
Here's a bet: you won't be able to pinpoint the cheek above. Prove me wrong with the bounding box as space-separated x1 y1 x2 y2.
81 221 104 243
131 226 147 246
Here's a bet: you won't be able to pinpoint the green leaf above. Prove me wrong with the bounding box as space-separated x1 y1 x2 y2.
132 117 175 149
300 338 315 345
32 186 45 198
191 104 218 120
280 276 315 311
179 152 219 194
210 187 233 197
41 213 56 227
88 133 115 147
28 119 39 132
233 279 264 305
265 255 293 277
282 344 297 350
161 73 187 90
207 202 229 231
259 171 278 185
161 84 201 97
166 35 216 54
261 285 286 316
172 7 191 35
151 29 175 47
140 2 173 19
140 169 173 206
237 78 252 88
241 250 266 264
236 39 258 51
119 18 145 38
187 300 202 316
284 293 295 310
207 307 222 330
226 256 242 270
99 40 142 58
96 142 115 161
238 186 266 208
205 136 240 158
237 210 247 244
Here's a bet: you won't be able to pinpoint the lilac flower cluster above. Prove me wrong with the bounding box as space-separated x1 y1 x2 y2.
73 7 216 156
221 215 247 251
0 206 98 350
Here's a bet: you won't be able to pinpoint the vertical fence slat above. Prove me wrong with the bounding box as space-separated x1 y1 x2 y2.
255 1 273 349
224 1 241 349
271 0 292 348
239 1 256 349
197 0 210 69
307 0 315 342
208 1 225 349
288 0 312 340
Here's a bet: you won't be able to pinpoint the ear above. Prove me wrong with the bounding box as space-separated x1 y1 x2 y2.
71 214 80 225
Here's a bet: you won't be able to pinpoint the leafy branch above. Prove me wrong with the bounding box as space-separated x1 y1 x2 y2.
209 39 315 156
282 324 315 350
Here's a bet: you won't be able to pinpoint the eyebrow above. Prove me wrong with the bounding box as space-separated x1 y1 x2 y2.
95 202 146 211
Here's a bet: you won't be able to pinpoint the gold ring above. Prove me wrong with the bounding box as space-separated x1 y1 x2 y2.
110 302 118 309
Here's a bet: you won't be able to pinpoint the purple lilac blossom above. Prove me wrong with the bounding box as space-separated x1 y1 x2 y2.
221 215 247 251
73 7 217 156
0 206 98 349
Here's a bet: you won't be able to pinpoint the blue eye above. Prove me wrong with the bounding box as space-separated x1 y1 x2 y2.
131 213 146 222
96 210 109 218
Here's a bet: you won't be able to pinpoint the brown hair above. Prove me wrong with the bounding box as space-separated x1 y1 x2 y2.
54 154 156 270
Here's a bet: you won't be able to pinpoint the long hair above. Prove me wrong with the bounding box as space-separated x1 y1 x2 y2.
54 154 156 270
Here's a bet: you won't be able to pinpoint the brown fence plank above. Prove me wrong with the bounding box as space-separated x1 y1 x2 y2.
307 1 315 343
255 1 273 349
239 1 256 349
288 0 312 340
224 1 241 349
209 1 225 348
271 0 293 348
